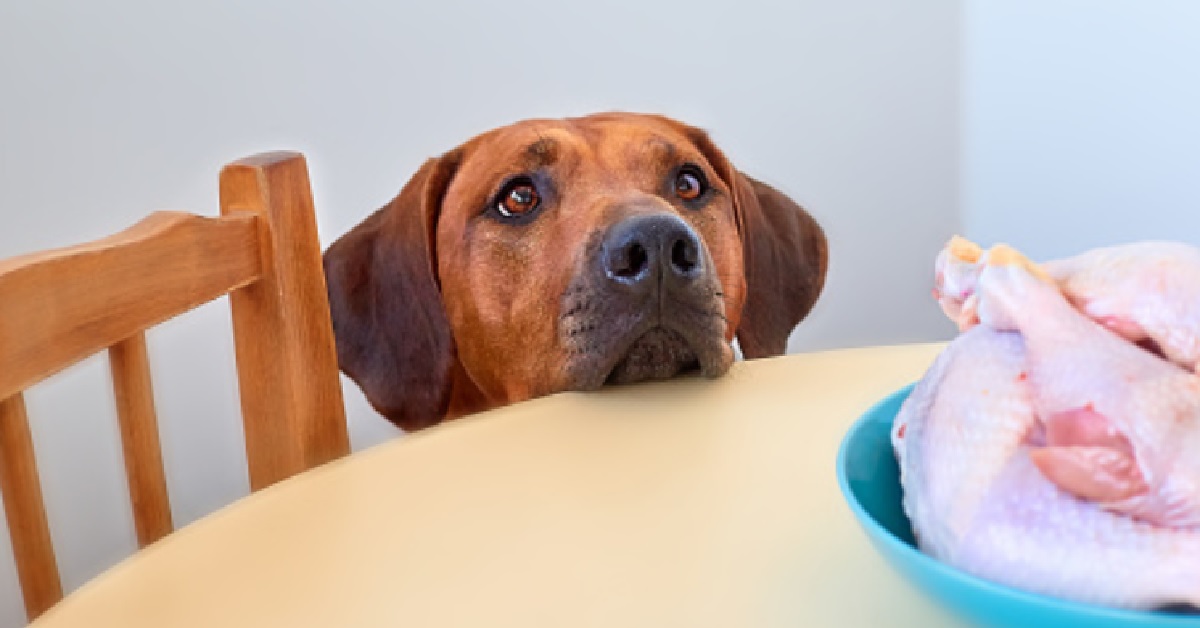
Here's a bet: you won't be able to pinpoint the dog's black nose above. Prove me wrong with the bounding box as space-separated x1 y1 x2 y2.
602 213 703 288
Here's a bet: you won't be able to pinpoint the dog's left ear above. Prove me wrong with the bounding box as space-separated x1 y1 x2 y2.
685 127 829 358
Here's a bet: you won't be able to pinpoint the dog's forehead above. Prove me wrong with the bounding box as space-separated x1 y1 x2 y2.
459 116 701 176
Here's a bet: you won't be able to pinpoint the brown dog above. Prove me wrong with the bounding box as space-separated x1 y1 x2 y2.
323 113 828 431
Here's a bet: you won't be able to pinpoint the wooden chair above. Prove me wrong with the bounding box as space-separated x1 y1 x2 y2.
0 152 350 621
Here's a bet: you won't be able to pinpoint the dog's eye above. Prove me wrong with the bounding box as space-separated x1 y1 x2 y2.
497 178 540 218
675 166 707 202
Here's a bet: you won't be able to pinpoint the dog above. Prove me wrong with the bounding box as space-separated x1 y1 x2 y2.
323 112 828 431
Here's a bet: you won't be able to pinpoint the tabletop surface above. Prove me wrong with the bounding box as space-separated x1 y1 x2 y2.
31 343 969 628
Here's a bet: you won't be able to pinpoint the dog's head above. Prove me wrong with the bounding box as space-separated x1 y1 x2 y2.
324 113 827 430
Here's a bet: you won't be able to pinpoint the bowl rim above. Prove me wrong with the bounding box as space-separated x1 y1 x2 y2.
834 383 1199 624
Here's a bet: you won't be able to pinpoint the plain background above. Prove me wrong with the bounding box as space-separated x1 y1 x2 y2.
0 1 1196 624
963 1 1200 257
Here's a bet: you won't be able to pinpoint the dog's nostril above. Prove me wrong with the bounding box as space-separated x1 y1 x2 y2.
613 242 649 279
670 237 699 275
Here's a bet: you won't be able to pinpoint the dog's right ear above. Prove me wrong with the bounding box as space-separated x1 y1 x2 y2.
323 151 462 431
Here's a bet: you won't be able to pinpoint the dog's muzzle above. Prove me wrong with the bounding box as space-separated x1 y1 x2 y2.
560 210 732 389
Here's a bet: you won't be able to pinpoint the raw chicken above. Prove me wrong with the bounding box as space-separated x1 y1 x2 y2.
894 238 1200 610
935 238 1200 372
932 235 984 331
1044 242 1200 373
977 247 1200 528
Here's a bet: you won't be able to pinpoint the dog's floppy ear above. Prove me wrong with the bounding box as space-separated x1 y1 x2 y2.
323 151 462 430
686 128 829 358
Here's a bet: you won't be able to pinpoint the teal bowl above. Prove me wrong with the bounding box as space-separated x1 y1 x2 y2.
835 385 1200 628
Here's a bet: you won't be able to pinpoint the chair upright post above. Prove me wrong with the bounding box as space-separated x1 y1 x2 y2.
219 152 350 490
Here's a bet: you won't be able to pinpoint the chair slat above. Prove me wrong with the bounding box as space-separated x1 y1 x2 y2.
109 332 173 547
219 152 350 490
0 151 351 619
0 393 62 618
0 211 261 401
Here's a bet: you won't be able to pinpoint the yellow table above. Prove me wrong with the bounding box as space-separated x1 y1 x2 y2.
32 343 967 628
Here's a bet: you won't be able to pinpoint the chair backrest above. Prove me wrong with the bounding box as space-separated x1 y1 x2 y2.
0 152 349 621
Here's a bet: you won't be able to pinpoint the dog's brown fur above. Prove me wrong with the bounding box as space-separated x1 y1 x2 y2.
324 113 828 430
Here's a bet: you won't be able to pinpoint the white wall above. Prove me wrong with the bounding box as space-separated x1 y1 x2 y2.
963 0 1200 259
0 1 959 624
